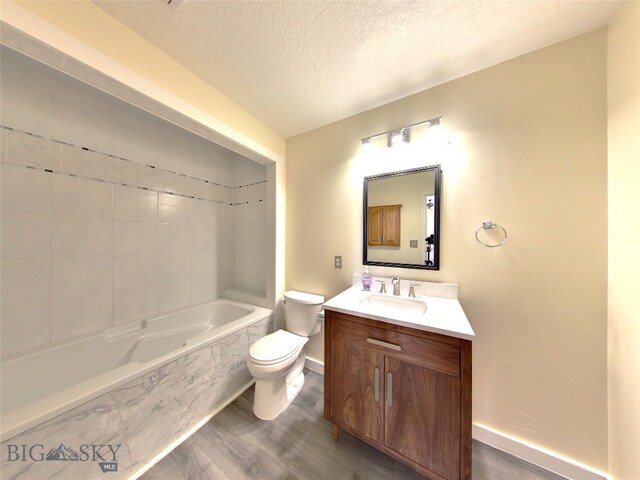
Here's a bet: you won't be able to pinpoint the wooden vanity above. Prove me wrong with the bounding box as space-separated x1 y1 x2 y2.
324 308 472 480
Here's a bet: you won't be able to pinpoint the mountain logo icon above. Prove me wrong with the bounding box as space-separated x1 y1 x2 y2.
45 443 80 461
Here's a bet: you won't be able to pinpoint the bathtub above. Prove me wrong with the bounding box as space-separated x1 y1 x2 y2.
0 298 273 479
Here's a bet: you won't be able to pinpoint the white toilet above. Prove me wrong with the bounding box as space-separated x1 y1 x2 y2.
247 290 324 420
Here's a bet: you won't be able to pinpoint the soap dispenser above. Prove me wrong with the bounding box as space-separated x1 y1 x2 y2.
362 266 372 291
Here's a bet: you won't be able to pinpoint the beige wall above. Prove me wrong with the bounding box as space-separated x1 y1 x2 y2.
12 0 285 157
607 4 640 480
286 30 608 470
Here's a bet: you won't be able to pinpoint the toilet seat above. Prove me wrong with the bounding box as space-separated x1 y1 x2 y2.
249 330 304 366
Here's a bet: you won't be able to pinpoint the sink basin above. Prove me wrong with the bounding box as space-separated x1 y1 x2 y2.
358 292 428 317
322 283 475 341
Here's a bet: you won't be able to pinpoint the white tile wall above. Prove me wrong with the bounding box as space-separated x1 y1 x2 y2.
192 253 218 279
0 301 51 354
1 213 51 259
155 253 192 279
0 52 52 138
137 164 164 191
114 185 157 222
192 199 219 225
1 258 51 306
51 256 113 298
51 291 112 342
0 49 268 358
7 130 61 170
52 217 113 257
191 274 219 304
156 278 191 312
61 144 105 179
159 194 191 224
104 154 138 186
52 175 113 218
192 223 218 252
51 97 116 154
1 163 50 215
113 284 157 326
233 202 267 293
114 220 157 254
113 254 156 289
158 223 192 253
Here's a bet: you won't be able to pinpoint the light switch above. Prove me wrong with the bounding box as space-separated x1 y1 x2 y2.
410 240 418 248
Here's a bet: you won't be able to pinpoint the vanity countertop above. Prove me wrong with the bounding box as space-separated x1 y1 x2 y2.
323 284 475 341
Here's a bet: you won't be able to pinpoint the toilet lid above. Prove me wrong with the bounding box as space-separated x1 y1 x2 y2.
284 290 325 305
249 330 303 366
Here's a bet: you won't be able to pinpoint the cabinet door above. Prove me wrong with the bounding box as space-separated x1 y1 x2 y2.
385 356 461 479
367 205 401 246
381 205 401 246
367 207 383 246
329 340 384 443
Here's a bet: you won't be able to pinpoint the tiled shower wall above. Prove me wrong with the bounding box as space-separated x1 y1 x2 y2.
0 48 267 357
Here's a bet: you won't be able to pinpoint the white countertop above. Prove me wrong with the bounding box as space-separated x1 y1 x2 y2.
323 285 475 341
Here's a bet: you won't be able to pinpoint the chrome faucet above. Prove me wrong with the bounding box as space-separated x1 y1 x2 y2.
391 277 401 296
376 280 387 294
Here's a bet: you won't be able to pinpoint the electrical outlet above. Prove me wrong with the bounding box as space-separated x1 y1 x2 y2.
334 256 342 269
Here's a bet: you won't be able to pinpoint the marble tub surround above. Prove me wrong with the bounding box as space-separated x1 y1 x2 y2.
0 314 273 480
1 299 272 440
323 274 474 340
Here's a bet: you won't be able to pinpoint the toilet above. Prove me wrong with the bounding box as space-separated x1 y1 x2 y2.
247 290 324 420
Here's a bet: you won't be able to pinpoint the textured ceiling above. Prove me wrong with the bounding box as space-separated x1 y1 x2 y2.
94 0 627 138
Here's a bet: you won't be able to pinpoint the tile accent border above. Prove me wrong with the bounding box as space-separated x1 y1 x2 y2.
0 125 266 206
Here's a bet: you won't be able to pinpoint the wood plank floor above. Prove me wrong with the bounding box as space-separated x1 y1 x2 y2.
143 369 566 480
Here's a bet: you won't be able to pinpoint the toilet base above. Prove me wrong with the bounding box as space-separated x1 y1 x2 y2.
252 354 306 420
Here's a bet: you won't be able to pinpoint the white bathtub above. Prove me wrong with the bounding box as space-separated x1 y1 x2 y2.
0 298 273 442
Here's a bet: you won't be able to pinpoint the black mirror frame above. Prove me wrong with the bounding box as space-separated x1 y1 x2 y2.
363 165 441 270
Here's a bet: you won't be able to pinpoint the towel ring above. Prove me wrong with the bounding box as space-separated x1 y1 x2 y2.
475 221 508 247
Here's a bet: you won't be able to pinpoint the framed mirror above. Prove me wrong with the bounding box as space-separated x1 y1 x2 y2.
363 165 441 270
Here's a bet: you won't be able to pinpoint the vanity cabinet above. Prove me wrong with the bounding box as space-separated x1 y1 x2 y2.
324 310 472 480
367 204 402 246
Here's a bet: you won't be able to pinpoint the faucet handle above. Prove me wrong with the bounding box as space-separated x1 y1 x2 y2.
376 280 387 294
408 283 420 298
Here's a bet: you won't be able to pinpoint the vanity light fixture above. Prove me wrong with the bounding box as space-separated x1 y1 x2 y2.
386 127 411 148
362 117 441 149
361 136 374 154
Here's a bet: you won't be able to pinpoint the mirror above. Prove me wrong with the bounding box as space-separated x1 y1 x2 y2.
363 165 441 270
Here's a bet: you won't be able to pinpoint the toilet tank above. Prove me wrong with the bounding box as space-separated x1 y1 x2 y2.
284 290 325 336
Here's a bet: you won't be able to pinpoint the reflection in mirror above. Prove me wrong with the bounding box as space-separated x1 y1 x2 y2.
363 165 440 270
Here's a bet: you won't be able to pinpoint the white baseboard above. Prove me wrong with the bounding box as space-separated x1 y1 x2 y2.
305 356 324 374
472 424 609 480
